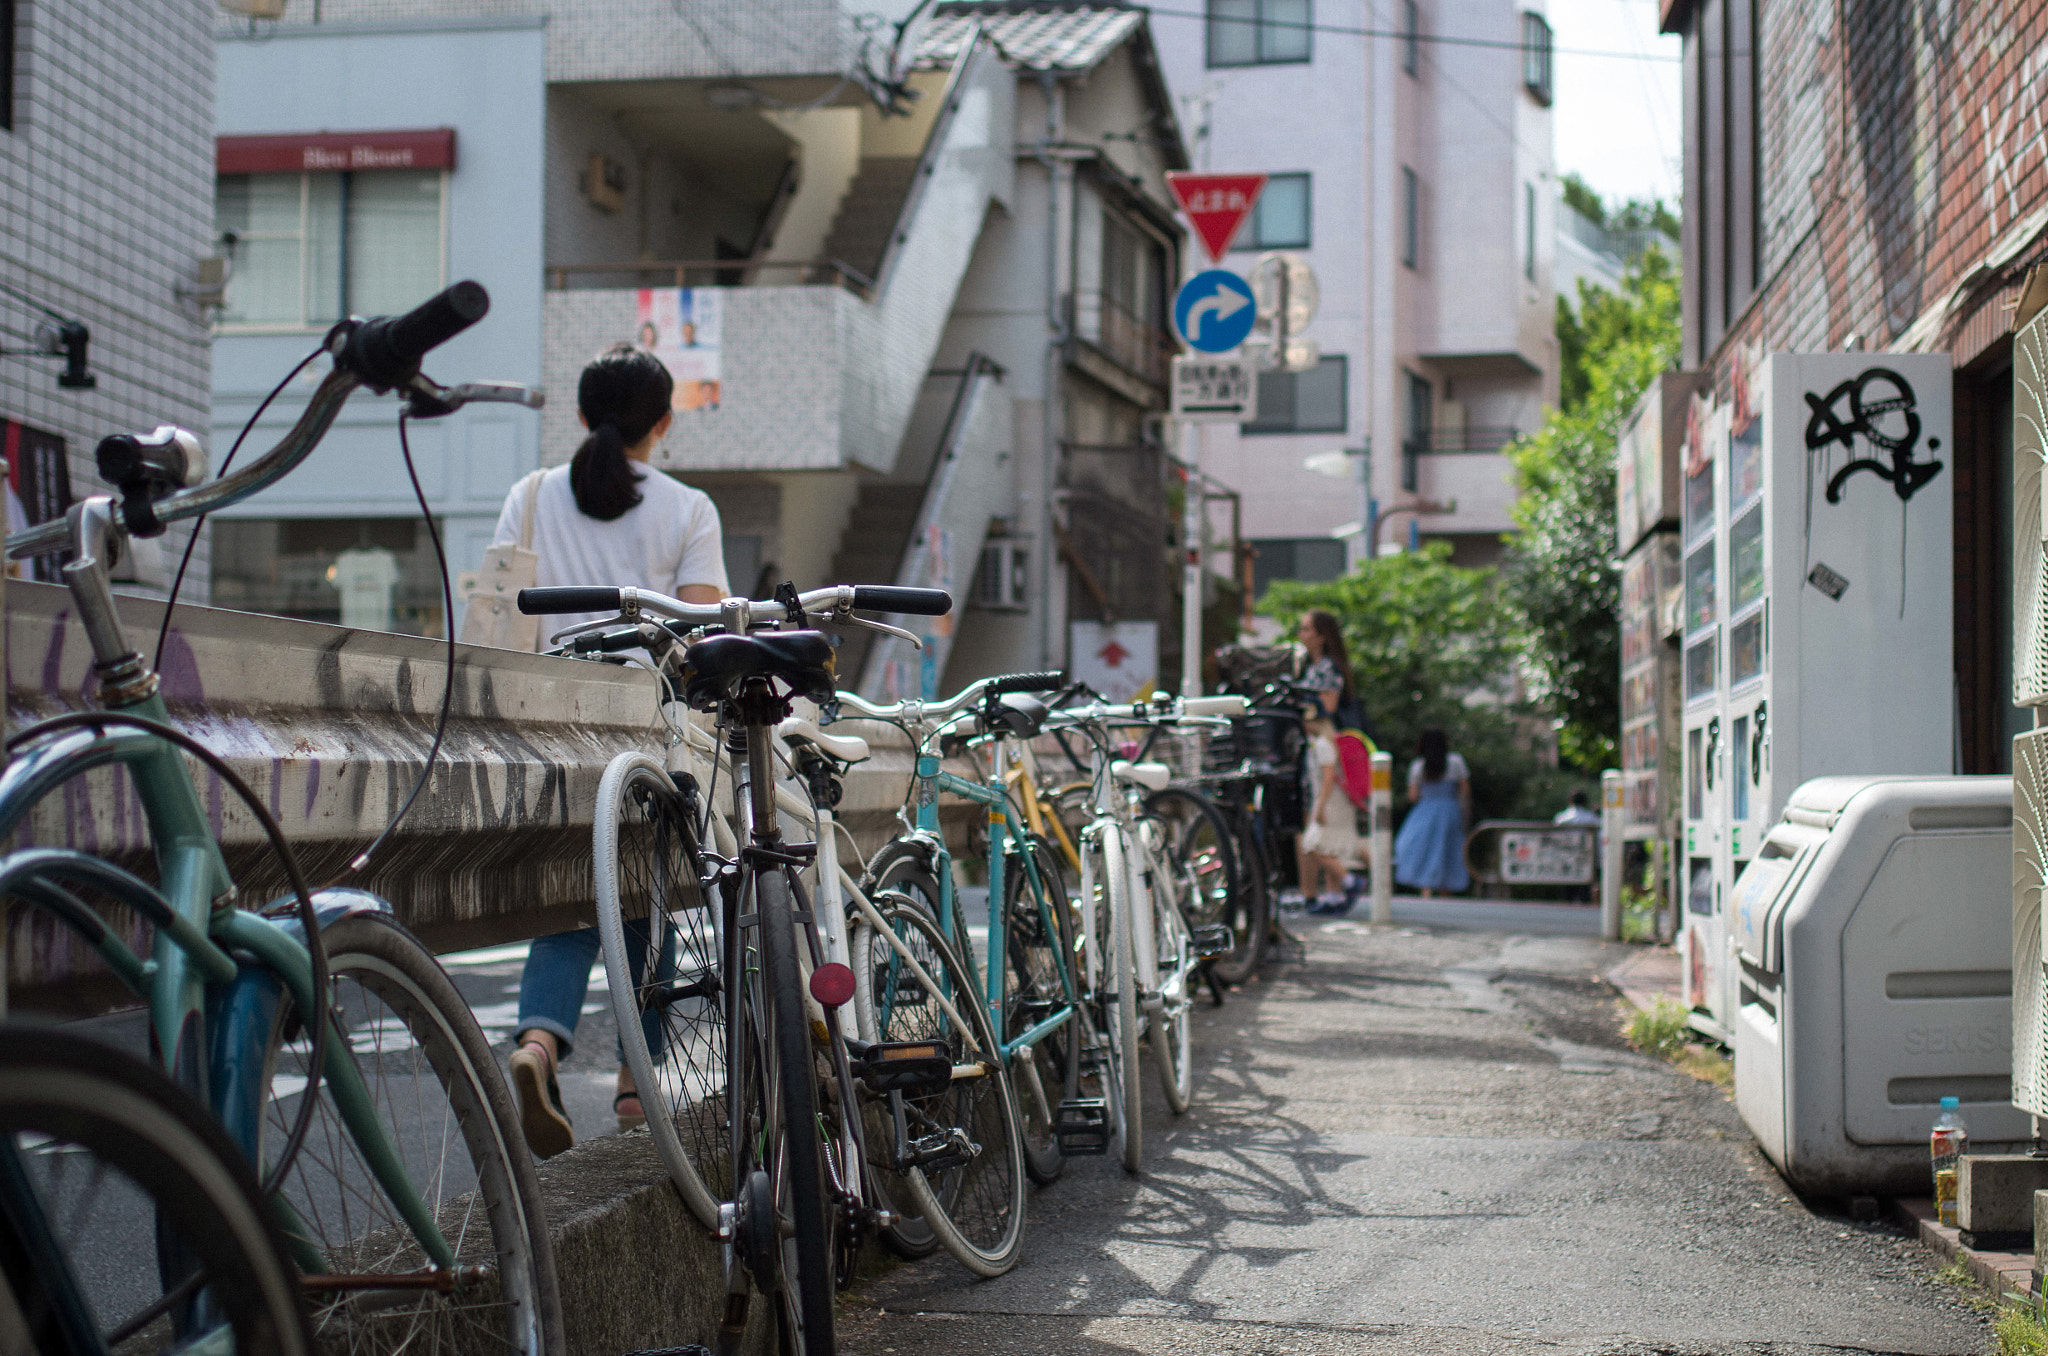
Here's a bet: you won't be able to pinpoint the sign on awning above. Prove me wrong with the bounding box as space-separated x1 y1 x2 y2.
217 129 457 174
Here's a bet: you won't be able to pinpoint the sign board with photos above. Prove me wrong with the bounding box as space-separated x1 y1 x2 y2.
635 288 722 412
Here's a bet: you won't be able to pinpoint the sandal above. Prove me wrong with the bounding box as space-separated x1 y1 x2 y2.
508 1039 574 1159
614 1088 646 1134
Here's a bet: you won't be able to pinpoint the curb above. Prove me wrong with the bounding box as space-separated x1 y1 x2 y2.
1893 1197 2036 1302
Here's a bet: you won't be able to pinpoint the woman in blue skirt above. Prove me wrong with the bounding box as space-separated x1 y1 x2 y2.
1394 727 1470 896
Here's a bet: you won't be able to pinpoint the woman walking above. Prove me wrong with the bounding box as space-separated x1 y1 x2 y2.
501 344 728 1158
1394 726 1470 897
1288 610 1363 912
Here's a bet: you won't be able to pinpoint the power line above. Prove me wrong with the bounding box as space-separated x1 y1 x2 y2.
1139 3 1683 63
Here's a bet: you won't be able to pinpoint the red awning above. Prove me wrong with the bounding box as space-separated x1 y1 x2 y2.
217 129 456 175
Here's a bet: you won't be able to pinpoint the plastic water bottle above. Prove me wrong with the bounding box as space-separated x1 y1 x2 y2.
1931 1096 1970 1226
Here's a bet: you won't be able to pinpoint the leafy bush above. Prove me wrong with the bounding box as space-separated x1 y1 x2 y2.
1624 999 1690 1060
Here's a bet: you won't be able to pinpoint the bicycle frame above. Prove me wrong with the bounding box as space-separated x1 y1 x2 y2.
0 518 456 1276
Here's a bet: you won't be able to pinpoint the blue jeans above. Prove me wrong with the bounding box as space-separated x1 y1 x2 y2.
516 924 667 1064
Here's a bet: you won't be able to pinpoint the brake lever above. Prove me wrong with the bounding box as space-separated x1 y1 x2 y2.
830 607 924 650
403 375 545 419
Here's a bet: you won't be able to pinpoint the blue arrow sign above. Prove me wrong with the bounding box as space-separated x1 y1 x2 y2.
1173 270 1257 353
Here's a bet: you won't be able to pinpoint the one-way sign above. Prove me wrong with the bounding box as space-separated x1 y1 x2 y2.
1172 354 1253 422
1173 270 1258 352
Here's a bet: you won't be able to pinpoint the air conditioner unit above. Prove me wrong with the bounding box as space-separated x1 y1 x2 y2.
975 539 1028 611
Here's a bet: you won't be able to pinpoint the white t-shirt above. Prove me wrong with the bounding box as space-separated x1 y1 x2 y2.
1408 752 1470 789
492 463 728 633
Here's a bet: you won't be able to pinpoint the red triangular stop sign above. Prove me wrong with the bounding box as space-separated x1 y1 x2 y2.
1166 172 1269 265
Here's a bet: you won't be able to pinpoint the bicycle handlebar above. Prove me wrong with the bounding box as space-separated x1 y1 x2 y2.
6 282 511 561
517 583 950 629
850 585 953 617
987 671 1065 696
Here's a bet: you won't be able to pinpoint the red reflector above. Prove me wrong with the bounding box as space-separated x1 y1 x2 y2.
810 962 856 1008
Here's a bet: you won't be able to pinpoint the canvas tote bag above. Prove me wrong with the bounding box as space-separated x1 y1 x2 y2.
459 470 542 651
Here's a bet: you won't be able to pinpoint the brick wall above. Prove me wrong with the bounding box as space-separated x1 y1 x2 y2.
0 0 215 590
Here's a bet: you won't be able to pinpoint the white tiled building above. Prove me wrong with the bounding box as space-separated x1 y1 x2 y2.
1153 0 1557 587
0 0 217 589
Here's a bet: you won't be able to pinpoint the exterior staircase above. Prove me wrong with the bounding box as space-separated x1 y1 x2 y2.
820 158 921 284
827 481 926 680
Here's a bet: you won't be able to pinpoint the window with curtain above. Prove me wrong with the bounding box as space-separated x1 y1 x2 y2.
216 170 445 328
1244 355 1346 434
1402 369 1433 490
1207 0 1312 67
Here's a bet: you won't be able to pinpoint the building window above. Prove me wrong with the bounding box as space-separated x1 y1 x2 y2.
211 516 450 637
1207 0 1312 67
0 0 14 132
1251 537 1347 596
1401 0 1420 76
1100 206 1171 382
1244 354 1346 434
215 170 446 329
1523 181 1537 281
1402 370 1432 491
1522 11 1553 105
1401 167 1419 269
1684 0 1761 365
1236 172 1310 250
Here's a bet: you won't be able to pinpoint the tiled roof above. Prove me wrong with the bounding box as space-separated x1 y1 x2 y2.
921 3 1145 72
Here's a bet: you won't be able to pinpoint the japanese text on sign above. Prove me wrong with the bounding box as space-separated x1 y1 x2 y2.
1172 356 1253 422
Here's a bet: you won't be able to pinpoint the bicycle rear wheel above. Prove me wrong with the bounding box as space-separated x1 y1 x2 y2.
1002 834 1079 1185
1099 826 1145 1174
1136 823 1196 1115
1146 784 1265 985
595 751 727 1231
0 1027 312 1355
849 895 1026 1277
257 911 562 1355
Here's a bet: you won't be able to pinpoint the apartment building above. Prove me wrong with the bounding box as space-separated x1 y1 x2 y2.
210 0 1191 694
1 0 217 591
1153 0 1557 589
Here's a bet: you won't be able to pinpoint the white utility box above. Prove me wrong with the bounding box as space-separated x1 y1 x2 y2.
1733 775 2023 1195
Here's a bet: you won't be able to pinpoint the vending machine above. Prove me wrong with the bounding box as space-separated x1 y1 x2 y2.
1680 352 1954 1042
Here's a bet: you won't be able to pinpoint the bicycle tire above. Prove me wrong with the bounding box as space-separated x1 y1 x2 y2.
257 911 563 1356
1100 825 1145 1174
595 751 727 1231
754 869 836 1354
852 842 946 1260
1002 833 1079 1184
1145 784 1266 986
1136 817 1196 1116
849 896 1027 1277
0 1028 313 1356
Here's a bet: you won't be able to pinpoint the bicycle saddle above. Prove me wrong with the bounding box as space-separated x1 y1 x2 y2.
1110 760 1172 792
683 631 836 708
777 714 869 763
980 693 1049 740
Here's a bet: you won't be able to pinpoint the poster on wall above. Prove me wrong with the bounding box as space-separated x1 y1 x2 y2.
2 419 71 583
1070 620 1158 704
635 288 722 412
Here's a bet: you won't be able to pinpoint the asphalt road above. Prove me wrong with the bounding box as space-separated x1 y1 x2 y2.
838 901 1988 1356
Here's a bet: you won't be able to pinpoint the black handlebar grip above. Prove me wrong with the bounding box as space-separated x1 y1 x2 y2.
342 281 490 391
573 626 650 654
989 671 1065 695
851 586 952 617
517 586 622 615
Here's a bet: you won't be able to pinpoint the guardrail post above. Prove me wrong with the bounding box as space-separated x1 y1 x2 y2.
1600 768 1624 941
1371 750 1393 924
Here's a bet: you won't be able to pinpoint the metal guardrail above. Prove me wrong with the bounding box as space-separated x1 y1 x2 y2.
1 580 934 1012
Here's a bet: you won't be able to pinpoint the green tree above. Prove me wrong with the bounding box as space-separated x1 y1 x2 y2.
1261 544 1581 822
1504 245 1681 772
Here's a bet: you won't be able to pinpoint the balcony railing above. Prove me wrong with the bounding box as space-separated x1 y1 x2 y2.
545 258 875 296
1089 295 1175 389
1424 426 1521 454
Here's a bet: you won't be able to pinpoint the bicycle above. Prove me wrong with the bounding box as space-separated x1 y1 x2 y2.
1036 692 1244 1172
0 281 563 1354
0 1025 313 1353
519 580 1021 1353
837 674 1101 1189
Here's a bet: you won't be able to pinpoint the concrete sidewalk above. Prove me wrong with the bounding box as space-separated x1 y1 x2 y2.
1606 943 1682 1013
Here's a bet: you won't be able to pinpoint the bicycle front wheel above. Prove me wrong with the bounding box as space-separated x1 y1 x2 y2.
850 895 1027 1277
259 911 562 1355
1146 784 1264 986
1003 833 1079 1185
1099 825 1145 1174
1138 822 1196 1116
595 751 727 1230
0 1027 312 1355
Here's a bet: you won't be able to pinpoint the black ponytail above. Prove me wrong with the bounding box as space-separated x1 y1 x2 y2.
570 343 673 521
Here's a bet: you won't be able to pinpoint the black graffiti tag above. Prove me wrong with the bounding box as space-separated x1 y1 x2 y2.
1804 366 1943 503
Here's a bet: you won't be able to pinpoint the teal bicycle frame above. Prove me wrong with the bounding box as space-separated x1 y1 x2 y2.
0 684 457 1278
904 740 1077 1067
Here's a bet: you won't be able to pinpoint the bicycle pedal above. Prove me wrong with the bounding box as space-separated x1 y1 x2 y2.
1078 1043 1106 1078
1054 1097 1110 1155
852 1039 953 1094
1191 923 1236 958
902 1127 978 1173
